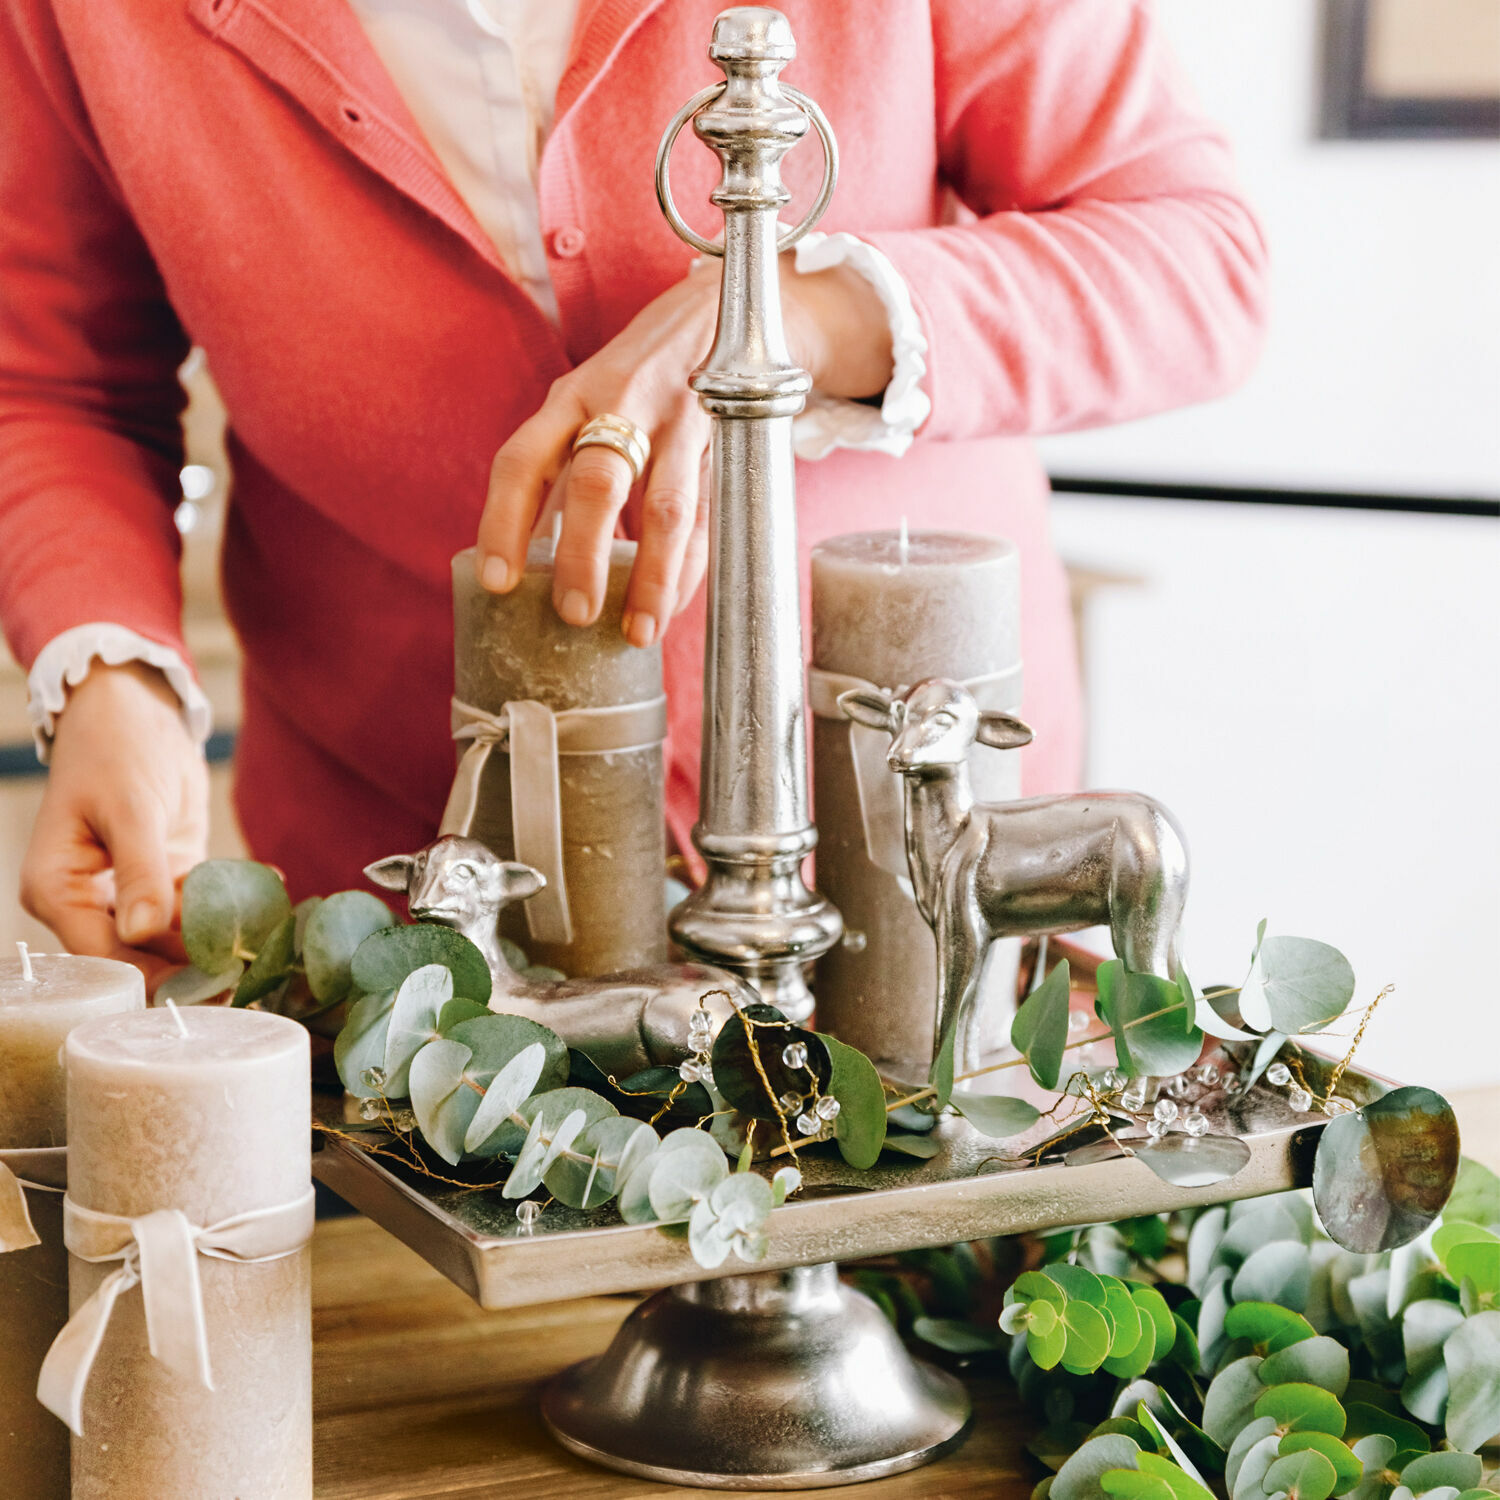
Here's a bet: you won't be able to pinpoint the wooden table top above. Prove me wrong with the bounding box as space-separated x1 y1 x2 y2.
313 1214 1036 1500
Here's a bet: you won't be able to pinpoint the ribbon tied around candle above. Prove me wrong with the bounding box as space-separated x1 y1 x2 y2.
36 1186 316 1436
0 1146 67 1254
806 665 1024 893
440 694 669 946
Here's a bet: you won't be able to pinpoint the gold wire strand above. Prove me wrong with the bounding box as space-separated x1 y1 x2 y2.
1322 983 1391 1109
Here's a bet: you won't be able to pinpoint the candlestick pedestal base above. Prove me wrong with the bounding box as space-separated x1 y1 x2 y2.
541 1263 970 1490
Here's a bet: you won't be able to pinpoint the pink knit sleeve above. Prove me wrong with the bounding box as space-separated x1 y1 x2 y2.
0 0 191 672
864 0 1269 444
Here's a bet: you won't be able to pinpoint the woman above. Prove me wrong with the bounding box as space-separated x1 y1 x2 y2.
0 0 1266 980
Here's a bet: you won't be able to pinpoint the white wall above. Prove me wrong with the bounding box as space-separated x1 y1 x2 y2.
1052 494 1500 1093
1038 0 1500 498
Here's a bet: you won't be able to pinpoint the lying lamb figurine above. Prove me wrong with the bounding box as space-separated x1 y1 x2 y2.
840 679 1189 1071
365 836 746 1077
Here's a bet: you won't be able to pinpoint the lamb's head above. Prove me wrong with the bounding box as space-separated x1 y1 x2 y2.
839 678 1033 773
364 836 545 934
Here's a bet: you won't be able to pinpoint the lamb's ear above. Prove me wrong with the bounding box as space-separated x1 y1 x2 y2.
975 711 1034 751
364 853 416 891
838 689 897 733
499 862 546 902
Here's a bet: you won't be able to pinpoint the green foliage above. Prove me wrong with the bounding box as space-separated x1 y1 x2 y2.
181 860 291 974
1013 960 1072 1089
822 1032 887 1168
980 1174 1499 1500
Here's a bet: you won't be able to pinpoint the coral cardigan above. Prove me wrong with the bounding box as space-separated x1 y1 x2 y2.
0 0 1267 900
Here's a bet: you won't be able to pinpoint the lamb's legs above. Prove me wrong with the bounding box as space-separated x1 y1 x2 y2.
932 897 987 1081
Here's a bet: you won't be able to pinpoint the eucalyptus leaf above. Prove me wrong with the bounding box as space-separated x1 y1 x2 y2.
1227 1419 1279 1495
1062 1298 1114 1374
1441 1308 1500 1452
1203 1356 1267 1448
383 964 453 1097
545 1116 656 1209
180 860 291 974
1099 962 1204 1079
408 1037 476 1165
1233 1243 1312 1312
304 890 395 1003
822 1032 886 1168
881 1132 943 1160
1013 959 1072 1089
234 913 295 1005
687 1172 774 1268
1279 1433 1361 1494
617 1128 720 1225
1254 1383 1347 1438
156 961 244 1006
1442 1157 1500 1228
648 1143 729 1222
1260 1337 1349 1397
439 999 492 1033
1136 1133 1252 1188
1254 937 1356 1035
915 1315 1005 1354
292 896 321 954
1224 1303 1317 1355
537 1107 589 1176
1313 1087 1461 1254
1262 1449 1339 1500
1232 1434 1284 1500
1052 1435 1142 1500
709 1004 829 1121
335 988 397 1097
462 1041 548 1155
448 1013 570 1153
1401 1297 1465 1426
1243 1032 1289 1092
351 923 491 1006
952 1090 1042 1140
1398 1454 1481 1496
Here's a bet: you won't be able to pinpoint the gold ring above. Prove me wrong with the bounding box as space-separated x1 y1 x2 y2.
571 414 651 486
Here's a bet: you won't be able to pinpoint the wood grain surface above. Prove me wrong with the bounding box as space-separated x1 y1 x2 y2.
313 1215 1036 1500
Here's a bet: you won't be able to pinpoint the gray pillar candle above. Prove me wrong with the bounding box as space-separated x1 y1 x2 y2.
452 542 668 976
811 531 1024 1081
64 1008 311 1500
0 952 143 1500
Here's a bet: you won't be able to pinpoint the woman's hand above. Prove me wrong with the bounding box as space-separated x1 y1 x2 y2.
20 662 209 983
476 256 894 645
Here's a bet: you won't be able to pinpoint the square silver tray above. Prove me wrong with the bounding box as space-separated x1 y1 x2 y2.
313 1045 1369 1310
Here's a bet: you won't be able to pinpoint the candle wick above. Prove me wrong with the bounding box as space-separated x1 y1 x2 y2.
164 999 191 1039
898 516 909 565
16 941 35 983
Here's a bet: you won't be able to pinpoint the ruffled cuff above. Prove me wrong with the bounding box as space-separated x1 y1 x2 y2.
26 624 212 764
789 230 932 462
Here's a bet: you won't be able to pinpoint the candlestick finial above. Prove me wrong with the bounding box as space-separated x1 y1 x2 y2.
655 8 842 1020
16 940 34 983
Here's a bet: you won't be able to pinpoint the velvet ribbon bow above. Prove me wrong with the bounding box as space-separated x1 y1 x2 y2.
440 694 669 947
0 1147 67 1253
36 1186 316 1436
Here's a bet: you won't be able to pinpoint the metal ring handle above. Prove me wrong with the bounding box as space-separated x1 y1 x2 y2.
654 83 839 258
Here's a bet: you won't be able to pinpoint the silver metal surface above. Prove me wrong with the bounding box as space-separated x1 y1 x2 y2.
366 835 749 1075
312 1046 1375 1312
661 7 842 1023
839 680 1190 1065
541 1263 971 1490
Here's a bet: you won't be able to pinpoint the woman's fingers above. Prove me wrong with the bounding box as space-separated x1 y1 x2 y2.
477 382 586 593
99 792 175 945
623 420 708 645
552 443 636 625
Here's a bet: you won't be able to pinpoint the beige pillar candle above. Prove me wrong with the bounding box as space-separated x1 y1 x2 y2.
0 949 142 1500
452 541 667 976
810 530 1024 1080
63 1006 311 1500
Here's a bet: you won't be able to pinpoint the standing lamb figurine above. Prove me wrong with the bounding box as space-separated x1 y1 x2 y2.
365 836 747 1077
839 680 1189 1074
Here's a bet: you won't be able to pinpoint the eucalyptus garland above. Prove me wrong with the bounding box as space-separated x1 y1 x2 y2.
160 859 1453 1276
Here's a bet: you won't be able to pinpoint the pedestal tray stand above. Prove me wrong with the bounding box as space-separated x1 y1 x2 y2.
317 7 1385 1489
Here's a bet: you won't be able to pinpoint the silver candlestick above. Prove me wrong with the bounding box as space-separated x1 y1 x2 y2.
541 10 970 1488
660 5 843 1023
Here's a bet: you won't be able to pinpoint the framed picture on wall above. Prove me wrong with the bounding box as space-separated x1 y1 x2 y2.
1322 0 1500 138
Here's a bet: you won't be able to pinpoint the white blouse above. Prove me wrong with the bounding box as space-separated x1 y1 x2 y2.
28 0 930 752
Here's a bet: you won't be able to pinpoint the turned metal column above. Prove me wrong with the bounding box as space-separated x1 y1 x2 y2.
661 6 843 1021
